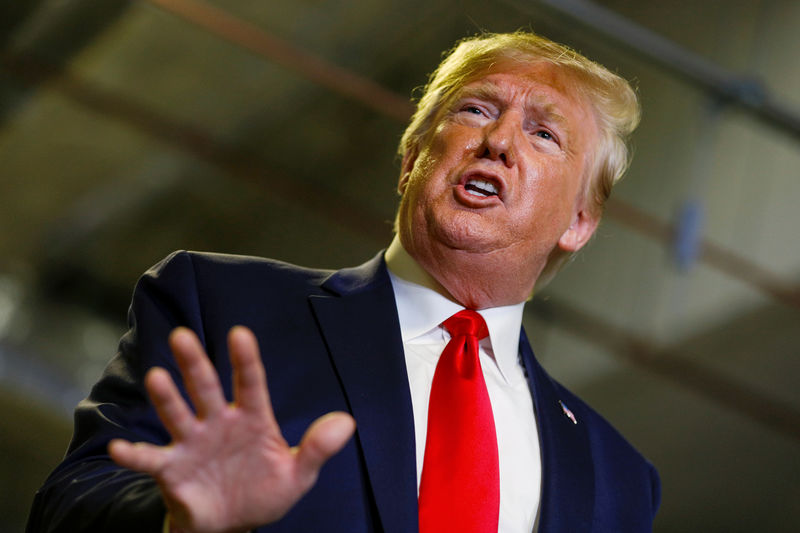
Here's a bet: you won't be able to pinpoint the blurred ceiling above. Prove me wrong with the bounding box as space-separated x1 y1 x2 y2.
1 0 799 531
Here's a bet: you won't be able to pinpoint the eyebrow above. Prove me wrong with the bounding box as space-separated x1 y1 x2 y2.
456 81 570 131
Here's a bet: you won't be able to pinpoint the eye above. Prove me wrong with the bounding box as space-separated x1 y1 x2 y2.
452 101 495 125
462 105 485 116
533 128 558 144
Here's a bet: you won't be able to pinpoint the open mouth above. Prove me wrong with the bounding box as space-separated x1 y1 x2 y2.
464 178 499 198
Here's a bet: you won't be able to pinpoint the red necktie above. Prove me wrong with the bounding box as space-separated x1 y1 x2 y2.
418 310 499 533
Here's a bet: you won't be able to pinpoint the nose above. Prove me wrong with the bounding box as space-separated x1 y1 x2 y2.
480 113 518 168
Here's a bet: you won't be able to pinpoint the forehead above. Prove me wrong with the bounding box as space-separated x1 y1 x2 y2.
459 60 591 116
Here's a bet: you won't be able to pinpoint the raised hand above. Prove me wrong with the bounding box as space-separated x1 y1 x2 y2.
108 326 356 533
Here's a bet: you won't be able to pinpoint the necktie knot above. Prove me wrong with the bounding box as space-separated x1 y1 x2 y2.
443 309 489 340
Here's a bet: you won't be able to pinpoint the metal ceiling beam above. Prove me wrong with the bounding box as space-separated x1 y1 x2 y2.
1 51 393 299
607 200 800 309
528 295 800 443
510 0 800 142
4 2 797 313
145 0 414 122
0 0 131 123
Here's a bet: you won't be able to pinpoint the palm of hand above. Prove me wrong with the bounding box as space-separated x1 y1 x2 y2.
109 326 355 533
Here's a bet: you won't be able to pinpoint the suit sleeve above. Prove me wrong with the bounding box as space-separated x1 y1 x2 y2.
649 460 661 520
26 251 208 533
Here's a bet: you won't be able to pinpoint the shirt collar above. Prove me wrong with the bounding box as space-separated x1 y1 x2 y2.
385 235 525 384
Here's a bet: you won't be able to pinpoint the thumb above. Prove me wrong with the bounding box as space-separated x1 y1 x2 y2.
295 411 356 485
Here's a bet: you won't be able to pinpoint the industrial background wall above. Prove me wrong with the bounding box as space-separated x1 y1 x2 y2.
1 1 798 531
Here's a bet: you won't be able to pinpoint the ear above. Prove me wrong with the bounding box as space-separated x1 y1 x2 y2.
398 148 419 195
557 206 600 253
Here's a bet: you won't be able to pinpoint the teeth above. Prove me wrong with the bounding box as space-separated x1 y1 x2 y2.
465 179 498 197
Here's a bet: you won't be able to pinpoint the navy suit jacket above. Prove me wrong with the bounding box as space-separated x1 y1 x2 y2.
28 250 660 532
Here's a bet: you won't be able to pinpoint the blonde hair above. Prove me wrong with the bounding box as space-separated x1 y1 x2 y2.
398 31 641 286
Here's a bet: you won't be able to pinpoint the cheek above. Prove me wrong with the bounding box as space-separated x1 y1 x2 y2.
517 165 582 233
414 149 439 177
428 122 481 160
406 146 451 196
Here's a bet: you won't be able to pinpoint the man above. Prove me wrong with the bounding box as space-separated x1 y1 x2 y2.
27 31 659 533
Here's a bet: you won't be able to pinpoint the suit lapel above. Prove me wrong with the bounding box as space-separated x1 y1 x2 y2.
309 254 418 533
519 330 595 531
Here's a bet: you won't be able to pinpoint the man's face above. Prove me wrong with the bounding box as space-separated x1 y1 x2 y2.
396 60 601 293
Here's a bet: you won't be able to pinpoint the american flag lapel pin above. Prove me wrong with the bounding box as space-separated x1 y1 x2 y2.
559 400 577 425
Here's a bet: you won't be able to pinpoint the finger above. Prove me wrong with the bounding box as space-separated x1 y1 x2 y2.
145 367 195 441
109 438 169 475
294 412 356 485
169 327 227 418
229 326 271 415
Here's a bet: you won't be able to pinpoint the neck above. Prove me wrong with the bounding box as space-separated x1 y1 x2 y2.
385 236 455 300
386 235 535 309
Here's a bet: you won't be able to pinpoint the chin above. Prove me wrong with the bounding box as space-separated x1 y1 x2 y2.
437 225 503 253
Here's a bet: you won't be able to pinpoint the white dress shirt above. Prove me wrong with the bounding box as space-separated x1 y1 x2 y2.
385 237 541 533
